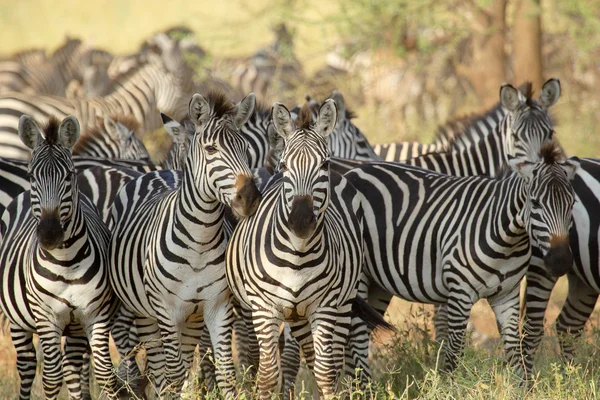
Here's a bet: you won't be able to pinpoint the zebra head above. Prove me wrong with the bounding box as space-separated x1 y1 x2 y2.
500 78 561 162
102 115 150 160
18 115 80 251
509 142 578 277
271 99 337 240
187 91 261 218
161 112 193 170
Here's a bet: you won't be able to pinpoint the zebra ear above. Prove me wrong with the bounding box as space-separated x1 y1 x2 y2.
58 115 81 149
103 115 131 140
315 99 338 138
18 115 42 149
500 84 521 112
272 102 295 139
189 93 211 126
509 157 535 182
540 78 561 108
161 112 186 142
234 93 256 129
561 157 579 181
329 90 346 125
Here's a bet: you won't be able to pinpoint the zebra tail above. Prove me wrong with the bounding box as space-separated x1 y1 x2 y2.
352 297 396 333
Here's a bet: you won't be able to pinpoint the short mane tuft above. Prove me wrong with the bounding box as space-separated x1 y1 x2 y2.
540 140 565 165
297 102 313 129
206 90 236 119
42 116 61 146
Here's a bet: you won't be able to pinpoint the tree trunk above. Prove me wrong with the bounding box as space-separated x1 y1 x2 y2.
513 0 543 91
460 0 508 108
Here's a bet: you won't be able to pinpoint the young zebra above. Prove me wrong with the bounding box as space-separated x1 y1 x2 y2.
73 114 150 160
0 115 117 399
108 91 261 397
226 100 366 399
343 141 577 380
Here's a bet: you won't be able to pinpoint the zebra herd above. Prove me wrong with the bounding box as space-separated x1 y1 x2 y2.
0 27 598 400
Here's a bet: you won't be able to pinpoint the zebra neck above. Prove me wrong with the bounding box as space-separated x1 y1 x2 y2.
174 156 226 246
490 175 529 243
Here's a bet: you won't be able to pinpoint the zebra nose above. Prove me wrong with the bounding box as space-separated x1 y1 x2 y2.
37 209 64 251
288 195 316 239
543 235 573 277
231 175 262 218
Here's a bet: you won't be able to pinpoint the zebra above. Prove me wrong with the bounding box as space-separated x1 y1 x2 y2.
108 91 261 397
343 140 577 381
0 37 84 96
73 114 150 160
225 100 367 399
0 35 194 160
0 115 117 399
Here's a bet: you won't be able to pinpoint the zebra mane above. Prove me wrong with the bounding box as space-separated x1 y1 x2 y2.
206 90 236 119
296 102 313 129
42 116 61 146
540 140 565 165
520 82 534 106
495 140 566 179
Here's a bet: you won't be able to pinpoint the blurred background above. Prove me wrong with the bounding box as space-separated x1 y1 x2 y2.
1 0 599 157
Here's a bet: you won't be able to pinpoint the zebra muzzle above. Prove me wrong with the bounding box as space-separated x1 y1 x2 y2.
288 195 316 239
231 175 262 218
543 235 573 277
37 211 65 251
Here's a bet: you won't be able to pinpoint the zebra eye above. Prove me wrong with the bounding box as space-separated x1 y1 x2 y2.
531 199 542 209
321 161 330 171
204 145 217 155
279 161 288 172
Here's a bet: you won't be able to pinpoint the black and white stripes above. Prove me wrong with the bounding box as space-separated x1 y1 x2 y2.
0 115 117 399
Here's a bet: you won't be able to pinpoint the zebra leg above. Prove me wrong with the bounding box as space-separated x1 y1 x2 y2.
196 327 216 393
252 310 283 399
155 319 188 396
345 315 371 387
62 335 88 399
489 285 529 381
37 328 65 399
443 293 474 372
10 325 36 400
111 306 147 399
233 305 250 369
88 321 117 399
346 279 382 385
203 293 236 398
433 304 449 345
179 320 205 394
556 273 599 363
136 316 166 396
312 304 352 399
239 305 259 376
80 352 91 400
281 321 309 400
522 262 557 362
